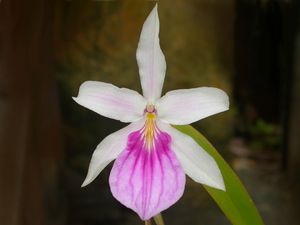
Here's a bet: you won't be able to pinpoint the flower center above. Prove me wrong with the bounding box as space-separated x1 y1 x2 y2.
146 104 155 113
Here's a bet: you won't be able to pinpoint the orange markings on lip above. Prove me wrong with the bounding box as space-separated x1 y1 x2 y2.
144 112 156 150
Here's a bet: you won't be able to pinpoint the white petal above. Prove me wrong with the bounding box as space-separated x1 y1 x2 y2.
158 121 225 190
156 87 229 125
81 120 144 187
136 4 166 102
73 81 146 123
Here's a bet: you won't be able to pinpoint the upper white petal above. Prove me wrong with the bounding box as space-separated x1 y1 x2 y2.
81 120 145 187
73 81 146 123
136 4 166 102
156 87 229 125
158 121 225 191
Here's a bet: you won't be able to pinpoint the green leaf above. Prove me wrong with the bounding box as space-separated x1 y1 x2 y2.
174 125 264 225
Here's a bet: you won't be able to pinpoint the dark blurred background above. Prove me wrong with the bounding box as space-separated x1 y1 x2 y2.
1 0 300 225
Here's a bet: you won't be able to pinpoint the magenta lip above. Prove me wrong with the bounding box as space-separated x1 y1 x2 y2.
109 124 186 220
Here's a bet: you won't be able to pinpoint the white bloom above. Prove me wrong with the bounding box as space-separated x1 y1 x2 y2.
73 4 229 221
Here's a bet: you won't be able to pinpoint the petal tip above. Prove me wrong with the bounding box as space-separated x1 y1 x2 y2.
224 104 230 112
217 180 226 192
151 2 158 13
72 96 78 102
211 176 226 191
81 178 90 188
202 177 226 192
225 97 230 110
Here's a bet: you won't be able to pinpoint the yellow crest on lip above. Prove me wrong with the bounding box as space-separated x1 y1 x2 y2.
144 112 156 149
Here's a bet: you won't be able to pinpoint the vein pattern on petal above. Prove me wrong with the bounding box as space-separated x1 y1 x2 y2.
109 113 185 220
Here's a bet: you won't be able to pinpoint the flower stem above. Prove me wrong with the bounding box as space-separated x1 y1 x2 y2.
144 213 165 225
153 213 165 225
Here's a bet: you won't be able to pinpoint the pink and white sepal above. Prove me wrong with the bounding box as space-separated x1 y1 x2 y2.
73 4 229 221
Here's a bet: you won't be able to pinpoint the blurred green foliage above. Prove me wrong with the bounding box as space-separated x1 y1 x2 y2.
247 119 281 151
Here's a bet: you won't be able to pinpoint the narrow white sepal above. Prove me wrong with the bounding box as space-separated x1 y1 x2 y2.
81 120 144 187
158 121 226 191
73 81 146 123
136 4 166 102
156 87 229 125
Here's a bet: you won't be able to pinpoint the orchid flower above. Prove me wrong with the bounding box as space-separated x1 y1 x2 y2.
73 4 229 221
